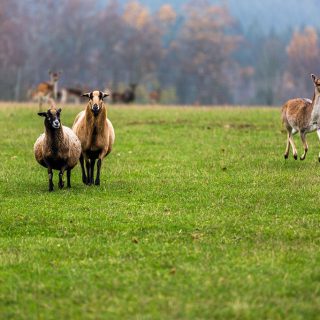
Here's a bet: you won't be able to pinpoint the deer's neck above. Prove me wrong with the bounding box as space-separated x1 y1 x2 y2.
311 91 320 122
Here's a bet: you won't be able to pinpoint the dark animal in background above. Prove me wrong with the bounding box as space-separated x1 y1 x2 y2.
59 87 87 104
34 105 81 191
111 84 137 104
122 84 137 103
111 91 123 104
72 91 115 186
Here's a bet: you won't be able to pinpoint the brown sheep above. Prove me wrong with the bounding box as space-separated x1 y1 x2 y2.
34 106 82 191
72 90 115 186
282 74 320 161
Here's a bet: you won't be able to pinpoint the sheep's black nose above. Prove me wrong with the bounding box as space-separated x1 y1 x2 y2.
93 104 99 110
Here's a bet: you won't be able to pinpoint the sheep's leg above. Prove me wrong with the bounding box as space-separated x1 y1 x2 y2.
48 167 54 192
80 154 87 184
90 159 96 185
95 159 102 186
86 159 91 185
67 169 71 188
58 168 65 189
300 131 308 161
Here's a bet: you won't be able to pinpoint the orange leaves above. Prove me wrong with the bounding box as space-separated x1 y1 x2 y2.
287 27 319 66
157 4 177 25
123 1 151 31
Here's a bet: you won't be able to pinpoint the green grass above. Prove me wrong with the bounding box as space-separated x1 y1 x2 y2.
1 103 320 319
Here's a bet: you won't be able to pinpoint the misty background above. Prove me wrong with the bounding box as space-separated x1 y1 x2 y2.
1 0 320 105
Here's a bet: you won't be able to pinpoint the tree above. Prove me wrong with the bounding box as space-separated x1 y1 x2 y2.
174 1 240 104
285 27 320 98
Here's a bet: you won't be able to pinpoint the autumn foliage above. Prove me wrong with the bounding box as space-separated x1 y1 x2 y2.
0 0 319 105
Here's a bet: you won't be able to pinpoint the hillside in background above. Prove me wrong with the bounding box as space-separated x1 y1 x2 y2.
119 0 320 34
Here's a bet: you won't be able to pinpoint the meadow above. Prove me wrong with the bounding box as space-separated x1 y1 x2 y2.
1 103 320 319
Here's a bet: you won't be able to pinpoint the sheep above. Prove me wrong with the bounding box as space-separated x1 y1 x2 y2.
72 90 115 186
34 105 82 191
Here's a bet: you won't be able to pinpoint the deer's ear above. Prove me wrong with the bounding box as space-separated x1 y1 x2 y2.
38 112 47 117
82 92 91 98
311 74 317 83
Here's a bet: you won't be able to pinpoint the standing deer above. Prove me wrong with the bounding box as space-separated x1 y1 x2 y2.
282 74 320 161
32 71 62 110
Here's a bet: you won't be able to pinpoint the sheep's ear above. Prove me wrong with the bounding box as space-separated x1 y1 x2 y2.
38 112 47 117
57 108 62 113
311 74 317 83
100 91 110 100
82 92 91 98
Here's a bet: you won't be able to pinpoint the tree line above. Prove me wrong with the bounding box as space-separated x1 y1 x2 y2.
1 0 319 105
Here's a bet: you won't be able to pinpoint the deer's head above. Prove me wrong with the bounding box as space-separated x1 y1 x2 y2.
49 70 62 83
311 74 320 93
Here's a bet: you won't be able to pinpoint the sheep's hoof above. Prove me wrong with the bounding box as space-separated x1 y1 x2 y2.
82 176 87 184
59 182 64 189
284 154 289 159
294 154 298 160
95 180 100 186
300 156 305 161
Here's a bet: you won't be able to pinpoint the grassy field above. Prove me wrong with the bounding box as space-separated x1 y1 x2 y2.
1 103 320 319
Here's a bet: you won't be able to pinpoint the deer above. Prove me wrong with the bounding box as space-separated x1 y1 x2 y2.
149 89 161 104
282 74 320 161
31 71 62 110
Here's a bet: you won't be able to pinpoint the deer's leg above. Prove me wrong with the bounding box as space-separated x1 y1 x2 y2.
80 154 87 184
317 129 320 162
288 129 298 160
300 131 308 160
39 96 43 111
284 131 291 159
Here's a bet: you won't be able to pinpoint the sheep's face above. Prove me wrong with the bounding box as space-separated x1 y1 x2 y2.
82 90 109 117
38 108 62 129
